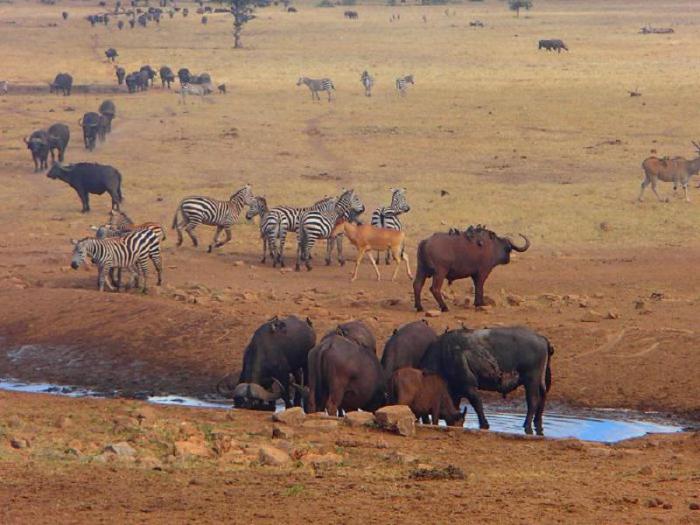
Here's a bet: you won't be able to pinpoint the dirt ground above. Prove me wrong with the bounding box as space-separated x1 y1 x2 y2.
1 0 700 522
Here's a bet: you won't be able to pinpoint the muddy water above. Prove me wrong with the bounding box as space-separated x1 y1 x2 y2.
0 378 688 444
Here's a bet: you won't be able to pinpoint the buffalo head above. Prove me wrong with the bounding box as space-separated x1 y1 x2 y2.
46 162 70 179
231 377 283 410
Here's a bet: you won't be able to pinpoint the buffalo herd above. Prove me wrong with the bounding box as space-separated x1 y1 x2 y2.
221 317 554 436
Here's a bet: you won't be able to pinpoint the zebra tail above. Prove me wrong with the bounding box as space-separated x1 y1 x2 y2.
171 206 181 230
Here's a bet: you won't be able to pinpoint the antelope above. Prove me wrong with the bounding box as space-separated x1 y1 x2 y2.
639 141 700 202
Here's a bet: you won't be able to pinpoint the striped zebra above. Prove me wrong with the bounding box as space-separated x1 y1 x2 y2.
297 77 335 102
296 189 365 271
172 184 253 253
361 71 374 97
371 188 410 264
70 228 162 292
395 74 414 96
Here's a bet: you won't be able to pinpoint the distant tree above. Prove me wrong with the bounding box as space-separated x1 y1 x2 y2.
227 0 256 48
508 0 532 18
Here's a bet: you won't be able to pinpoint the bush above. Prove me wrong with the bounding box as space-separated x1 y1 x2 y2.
340 0 356 5
317 0 335 6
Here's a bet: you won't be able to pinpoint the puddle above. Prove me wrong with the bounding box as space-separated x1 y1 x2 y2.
0 378 689 444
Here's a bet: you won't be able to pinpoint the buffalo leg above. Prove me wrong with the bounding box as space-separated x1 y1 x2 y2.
110 191 120 211
429 271 449 312
77 189 90 213
534 384 547 436
523 379 542 435
472 271 491 307
464 387 489 429
413 269 427 311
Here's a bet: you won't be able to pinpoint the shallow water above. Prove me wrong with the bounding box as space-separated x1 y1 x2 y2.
0 378 687 444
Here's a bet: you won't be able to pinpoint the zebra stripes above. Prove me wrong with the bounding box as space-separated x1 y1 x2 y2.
371 188 410 264
297 77 335 102
361 71 374 97
296 189 365 271
396 74 414 96
172 184 253 253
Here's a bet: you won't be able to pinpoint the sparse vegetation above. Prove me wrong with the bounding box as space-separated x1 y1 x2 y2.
509 0 532 17
227 0 256 48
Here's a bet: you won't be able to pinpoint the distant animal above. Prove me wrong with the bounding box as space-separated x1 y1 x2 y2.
287 6 296 12
139 65 157 87
538 39 568 52
62 11 69 20
115 66 126 85
98 100 116 133
178 83 208 104
136 70 149 90
172 184 254 252
332 220 412 282
159 66 175 88
79 112 101 151
381 320 437 379
47 123 70 163
50 73 73 96
97 115 110 143
388 368 465 426
137 13 147 26
217 83 226 94
229 316 316 409
639 142 700 202
129 19 135 28
421 326 554 435
105 48 118 62
396 74 414 96
182 7 189 16
177 68 191 85
201 15 207 24
344 10 358 19
297 77 335 102
124 73 138 93
371 188 410 264
117 20 124 29
189 72 212 85
0 80 7 94
24 130 50 172
413 225 530 311
360 70 374 97
47 162 123 212
469 20 484 27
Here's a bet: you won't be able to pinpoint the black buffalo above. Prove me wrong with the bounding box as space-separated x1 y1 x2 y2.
62 11 69 20
125 73 138 93
159 66 175 89
50 73 72 96
117 20 124 30
139 65 157 87
115 66 126 85
189 72 211 85
47 163 123 212
129 19 135 28
98 100 116 133
24 130 50 172
327 320 376 354
230 315 316 410
47 123 70 163
538 39 568 53
381 319 437 378
105 48 118 62
177 68 191 85
421 326 554 435
79 112 100 151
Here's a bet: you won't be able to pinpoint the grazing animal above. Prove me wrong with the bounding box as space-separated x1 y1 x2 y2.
388 368 465 426
178 83 208 104
104 48 119 62
159 66 175 88
297 77 335 102
172 184 253 252
332 220 412 282
79 112 101 151
24 130 50 172
639 142 700 202
47 123 70 163
344 10 358 19
421 327 554 435
0 80 7 94
189 73 212 86
129 19 135 28
381 320 437 378
395 74 414 96
371 187 410 263
98 100 116 134
124 73 138 93
50 73 73 96
139 65 157 87
469 20 484 27
287 6 297 12
360 70 374 97
413 225 530 311
177 68 191 85
46 162 123 212
296 189 365 271
230 316 316 409
538 39 568 52
62 11 69 20
117 20 124 29
217 83 226 94
115 66 126 85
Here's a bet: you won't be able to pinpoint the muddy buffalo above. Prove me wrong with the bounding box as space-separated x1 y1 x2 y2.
381 320 437 378
24 130 50 171
46 162 123 212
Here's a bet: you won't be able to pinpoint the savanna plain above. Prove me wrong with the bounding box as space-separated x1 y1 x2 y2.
0 0 699 523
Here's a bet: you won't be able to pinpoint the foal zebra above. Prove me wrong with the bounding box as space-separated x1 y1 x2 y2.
361 71 374 97
395 75 414 96
371 188 410 264
172 184 253 253
71 228 162 292
296 189 365 271
297 77 335 102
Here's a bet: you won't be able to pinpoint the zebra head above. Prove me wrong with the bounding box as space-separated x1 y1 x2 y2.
390 188 410 213
296 77 306 86
108 209 133 229
245 196 268 221
405 75 414 84
336 189 365 221
70 238 92 269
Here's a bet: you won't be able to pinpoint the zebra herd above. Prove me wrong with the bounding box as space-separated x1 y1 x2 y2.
298 72 414 100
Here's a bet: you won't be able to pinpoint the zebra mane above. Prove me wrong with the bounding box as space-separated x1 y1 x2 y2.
230 185 252 203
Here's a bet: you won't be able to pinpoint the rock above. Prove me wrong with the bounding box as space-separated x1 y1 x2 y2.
374 405 416 437
272 424 294 440
581 309 604 323
645 499 658 508
482 296 497 307
104 441 136 457
10 437 29 449
689 502 700 510
174 439 211 458
506 294 524 306
258 445 291 466
606 310 620 320
541 293 561 303
599 221 612 232
272 407 306 426
638 465 653 475
233 260 244 267
303 452 343 467
344 411 375 428
424 309 442 317
302 419 339 432
662 503 672 510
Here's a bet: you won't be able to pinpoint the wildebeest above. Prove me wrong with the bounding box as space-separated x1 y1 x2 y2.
50 73 72 96
413 225 530 311
139 65 157 87
24 130 50 171
538 39 568 52
421 326 554 435
115 66 126 85
98 100 116 133
381 320 437 378
639 142 700 202
388 368 465 426
47 163 123 212
229 315 316 409
159 66 176 88
47 123 70 163
79 112 101 151
105 48 118 62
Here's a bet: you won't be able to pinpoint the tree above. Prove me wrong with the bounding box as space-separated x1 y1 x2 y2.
228 0 256 48
508 0 532 18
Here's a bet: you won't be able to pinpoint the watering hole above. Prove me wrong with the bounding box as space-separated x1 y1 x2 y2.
0 378 689 444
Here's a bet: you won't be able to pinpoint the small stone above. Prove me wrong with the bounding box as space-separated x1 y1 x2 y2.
272 407 306 426
374 405 416 437
104 442 136 457
622 496 638 505
424 309 441 317
258 445 291 466
689 502 700 510
638 465 653 475
645 499 658 508
606 310 620 320
10 437 29 449
303 452 342 467
506 294 524 306
272 424 294 439
599 221 612 232
581 309 604 323
662 503 672 510
344 411 375 428
482 296 497 307
233 260 244 267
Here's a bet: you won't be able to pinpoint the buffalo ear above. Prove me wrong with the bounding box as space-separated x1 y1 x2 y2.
305 317 313 327
392 328 398 335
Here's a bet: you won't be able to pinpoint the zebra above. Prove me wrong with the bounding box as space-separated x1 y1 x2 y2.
296 189 365 271
371 188 410 264
0 81 7 95
395 74 414 96
297 77 335 102
70 228 162 292
172 184 253 253
178 83 212 104
360 71 374 97
245 196 277 265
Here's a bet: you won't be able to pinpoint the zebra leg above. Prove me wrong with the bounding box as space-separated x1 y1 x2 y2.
216 228 232 248
137 259 149 293
277 229 287 267
184 223 199 247
295 239 303 272
208 226 222 252
325 238 334 265
260 235 267 263
151 252 163 286
336 235 344 266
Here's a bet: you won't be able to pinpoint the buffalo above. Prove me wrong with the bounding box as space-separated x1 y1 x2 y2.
47 123 70 163
230 315 316 410
331 320 376 354
98 100 116 133
115 66 126 85
79 112 100 151
62 11 69 20
414 225 530 311
105 48 118 62
24 130 50 171
159 66 176 89
117 20 124 30
139 65 157 87
50 73 72 96
177 68 191 85
381 320 437 378
421 326 554 435
47 163 123 212
125 73 138 93
538 39 568 52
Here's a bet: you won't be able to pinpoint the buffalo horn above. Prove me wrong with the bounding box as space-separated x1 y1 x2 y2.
508 234 530 252
230 382 251 399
